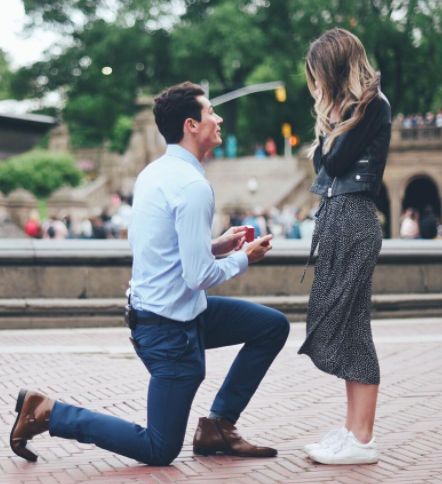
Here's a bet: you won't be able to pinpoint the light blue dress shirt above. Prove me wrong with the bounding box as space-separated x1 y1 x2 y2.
128 144 249 321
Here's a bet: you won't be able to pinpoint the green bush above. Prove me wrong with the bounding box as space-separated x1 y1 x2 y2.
109 115 133 154
0 150 83 198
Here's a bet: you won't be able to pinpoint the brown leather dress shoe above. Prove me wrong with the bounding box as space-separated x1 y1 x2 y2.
10 389 55 462
193 417 277 457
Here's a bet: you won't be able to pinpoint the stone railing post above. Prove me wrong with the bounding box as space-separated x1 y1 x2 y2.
0 192 8 222
6 189 38 228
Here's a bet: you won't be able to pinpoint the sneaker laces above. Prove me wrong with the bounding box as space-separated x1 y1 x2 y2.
319 427 346 447
320 429 337 445
329 432 351 454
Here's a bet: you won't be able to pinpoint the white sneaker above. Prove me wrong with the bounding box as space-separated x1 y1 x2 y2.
308 431 379 465
303 427 348 454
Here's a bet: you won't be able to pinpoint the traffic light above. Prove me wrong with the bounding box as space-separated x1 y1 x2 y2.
281 122 292 138
289 135 300 147
275 86 287 102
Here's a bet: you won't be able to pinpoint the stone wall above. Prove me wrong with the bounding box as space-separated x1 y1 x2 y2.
0 239 441 299
0 239 440 327
47 97 166 198
0 192 8 221
46 176 111 232
0 176 113 235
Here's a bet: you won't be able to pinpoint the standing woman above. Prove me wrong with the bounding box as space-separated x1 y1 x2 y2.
298 28 391 465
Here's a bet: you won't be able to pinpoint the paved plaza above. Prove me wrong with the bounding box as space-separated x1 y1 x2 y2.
0 318 441 483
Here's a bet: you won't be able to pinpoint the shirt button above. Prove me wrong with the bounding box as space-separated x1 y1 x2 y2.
356 175 361 180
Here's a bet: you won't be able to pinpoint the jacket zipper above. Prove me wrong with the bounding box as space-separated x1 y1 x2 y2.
328 177 337 198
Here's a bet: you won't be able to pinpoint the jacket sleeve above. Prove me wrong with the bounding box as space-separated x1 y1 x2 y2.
321 96 390 178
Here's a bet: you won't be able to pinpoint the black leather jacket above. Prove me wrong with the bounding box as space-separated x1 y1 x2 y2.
310 92 391 199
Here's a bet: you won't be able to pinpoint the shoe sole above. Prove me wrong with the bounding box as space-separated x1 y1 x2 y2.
193 447 217 456
10 389 38 462
194 448 277 458
311 455 379 465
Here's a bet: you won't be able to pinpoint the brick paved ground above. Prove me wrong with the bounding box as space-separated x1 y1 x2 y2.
1 318 441 483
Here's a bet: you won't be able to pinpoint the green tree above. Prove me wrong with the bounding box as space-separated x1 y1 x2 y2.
22 0 99 28
14 0 442 152
14 2 175 148
272 0 442 115
21 0 173 29
171 1 266 134
237 0 442 148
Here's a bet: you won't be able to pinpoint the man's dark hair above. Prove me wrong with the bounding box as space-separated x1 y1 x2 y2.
153 82 205 144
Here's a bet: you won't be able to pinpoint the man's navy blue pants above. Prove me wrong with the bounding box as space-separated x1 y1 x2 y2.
49 296 290 465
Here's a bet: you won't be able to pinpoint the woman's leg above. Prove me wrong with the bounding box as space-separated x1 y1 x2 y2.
345 380 352 430
346 381 379 443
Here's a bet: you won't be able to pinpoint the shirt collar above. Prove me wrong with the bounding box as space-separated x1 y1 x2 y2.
166 144 205 175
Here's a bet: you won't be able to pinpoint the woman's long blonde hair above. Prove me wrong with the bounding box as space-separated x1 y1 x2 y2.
306 28 379 156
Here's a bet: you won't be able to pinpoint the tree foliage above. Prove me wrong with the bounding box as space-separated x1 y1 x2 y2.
0 49 13 100
109 114 133 153
0 150 83 198
12 0 442 153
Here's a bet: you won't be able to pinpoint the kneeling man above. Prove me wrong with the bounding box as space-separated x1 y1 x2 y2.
10 82 290 466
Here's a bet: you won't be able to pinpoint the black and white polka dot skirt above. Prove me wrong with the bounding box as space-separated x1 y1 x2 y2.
298 193 382 385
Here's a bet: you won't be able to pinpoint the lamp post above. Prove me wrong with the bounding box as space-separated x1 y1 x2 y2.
209 81 285 107
281 123 292 159
200 79 210 99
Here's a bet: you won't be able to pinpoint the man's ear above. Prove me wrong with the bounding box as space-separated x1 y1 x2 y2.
184 118 198 134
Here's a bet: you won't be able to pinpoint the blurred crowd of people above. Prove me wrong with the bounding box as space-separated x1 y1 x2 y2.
23 193 133 240
23 197 441 242
399 206 441 239
26 201 317 242
217 204 318 241
254 138 278 158
399 110 442 138
218 203 442 241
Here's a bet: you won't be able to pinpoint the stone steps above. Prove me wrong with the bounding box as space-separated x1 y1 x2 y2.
1 293 441 329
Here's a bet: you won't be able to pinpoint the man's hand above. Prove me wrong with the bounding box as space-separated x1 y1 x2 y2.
212 226 247 256
243 234 273 264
